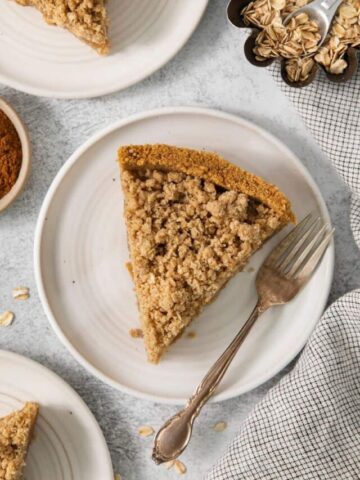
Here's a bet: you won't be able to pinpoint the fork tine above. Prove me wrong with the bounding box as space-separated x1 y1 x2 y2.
284 224 328 277
266 213 314 267
293 228 334 279
276 217 322 272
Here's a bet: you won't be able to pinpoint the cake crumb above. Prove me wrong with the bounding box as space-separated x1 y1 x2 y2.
129 328 143 339
125 261 133 278
187 331 196 339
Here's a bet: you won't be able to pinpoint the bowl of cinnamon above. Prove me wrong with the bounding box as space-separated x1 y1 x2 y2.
0 97 31 213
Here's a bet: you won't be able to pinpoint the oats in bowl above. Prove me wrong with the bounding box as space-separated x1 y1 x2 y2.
241 0 360 84
314 1 360 75
253 13 321 61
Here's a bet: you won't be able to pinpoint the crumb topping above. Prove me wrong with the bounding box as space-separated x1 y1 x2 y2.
15 0 109 54
121 168 283 363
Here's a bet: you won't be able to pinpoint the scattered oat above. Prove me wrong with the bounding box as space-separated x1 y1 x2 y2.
138 425 154 437
213 421 228 432
129 328 143 339
186 331 196 339
12 286 30 300
174 460 187 475
114 474 122 480
165 460 175 470
0 310 14 327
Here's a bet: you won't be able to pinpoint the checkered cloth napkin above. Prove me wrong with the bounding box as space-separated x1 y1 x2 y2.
206 69 360 479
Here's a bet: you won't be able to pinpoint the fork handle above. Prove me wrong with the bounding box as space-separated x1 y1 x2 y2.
152 300 267 464
187 300 265 410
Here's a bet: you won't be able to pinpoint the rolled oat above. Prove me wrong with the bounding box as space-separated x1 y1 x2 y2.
213 421 228 432
0 311 14 327
12 287 30 301
137 425 154 437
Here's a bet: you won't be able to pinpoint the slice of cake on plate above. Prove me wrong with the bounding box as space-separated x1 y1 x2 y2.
0 402 39 480
118 144 294 363
14 0 109 55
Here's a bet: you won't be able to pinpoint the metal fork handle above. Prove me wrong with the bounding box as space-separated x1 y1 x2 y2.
152 299 268 464
187 300 266 413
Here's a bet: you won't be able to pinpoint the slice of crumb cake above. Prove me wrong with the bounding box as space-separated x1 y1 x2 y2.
118 144 294 363
0 402 39 480
14 0 109 55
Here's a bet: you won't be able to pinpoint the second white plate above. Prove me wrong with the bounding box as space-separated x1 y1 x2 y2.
35 107 334 404
0 350 113 480
0 0 208 98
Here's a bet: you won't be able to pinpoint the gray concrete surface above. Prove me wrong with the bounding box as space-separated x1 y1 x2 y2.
1 1 360 478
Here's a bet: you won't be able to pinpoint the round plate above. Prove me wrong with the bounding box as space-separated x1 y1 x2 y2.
0 0 208 98
34 107 334 404
0 350 113 479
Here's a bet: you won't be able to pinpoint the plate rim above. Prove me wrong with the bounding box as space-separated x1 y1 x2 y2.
0 349 114 479
34 106 334 404
0 0 208 99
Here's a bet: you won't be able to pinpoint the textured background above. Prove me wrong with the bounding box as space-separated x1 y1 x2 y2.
1 1 360 478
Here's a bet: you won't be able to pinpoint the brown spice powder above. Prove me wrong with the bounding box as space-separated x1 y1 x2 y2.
0 110 22 199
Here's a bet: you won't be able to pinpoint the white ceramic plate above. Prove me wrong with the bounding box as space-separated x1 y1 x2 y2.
0 0 208 98
0 350 113 479
35 107 334 404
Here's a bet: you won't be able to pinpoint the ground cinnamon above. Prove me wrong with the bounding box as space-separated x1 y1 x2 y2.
0 110 22 199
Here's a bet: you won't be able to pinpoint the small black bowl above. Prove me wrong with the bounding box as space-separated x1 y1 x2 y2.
227 0 359 87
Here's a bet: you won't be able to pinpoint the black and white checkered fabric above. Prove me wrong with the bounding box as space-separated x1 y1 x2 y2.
207 67 360 479
272 66 360 250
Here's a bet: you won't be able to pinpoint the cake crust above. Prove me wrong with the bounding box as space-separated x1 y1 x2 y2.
118 144 295 224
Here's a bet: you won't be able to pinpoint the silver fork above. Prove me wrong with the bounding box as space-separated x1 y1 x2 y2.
152 212 334 464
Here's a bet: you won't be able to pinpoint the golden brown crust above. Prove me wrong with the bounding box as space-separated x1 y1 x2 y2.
118 144 295 224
